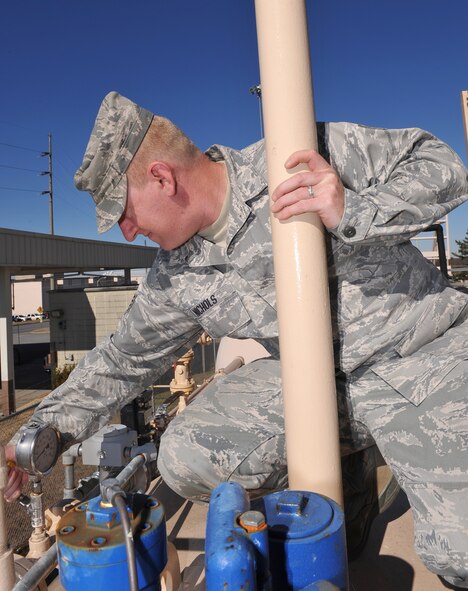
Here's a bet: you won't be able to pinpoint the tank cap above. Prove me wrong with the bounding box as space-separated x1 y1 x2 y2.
276 491 308 515
263 490 335 540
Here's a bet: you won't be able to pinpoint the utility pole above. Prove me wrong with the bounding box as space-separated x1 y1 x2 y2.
41 134 55 292
41 133 54 235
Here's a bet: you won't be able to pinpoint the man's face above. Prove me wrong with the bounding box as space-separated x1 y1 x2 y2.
118 178 198 250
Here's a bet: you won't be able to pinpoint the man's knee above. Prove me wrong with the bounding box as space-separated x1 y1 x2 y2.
416 539 468 589
409 482 468 587
157 420 287 503
157 425 219 502
157 359 286 501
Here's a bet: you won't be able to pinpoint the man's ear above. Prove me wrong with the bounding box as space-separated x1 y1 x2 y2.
148 161 177 196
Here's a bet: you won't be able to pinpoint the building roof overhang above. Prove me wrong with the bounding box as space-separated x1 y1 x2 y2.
0 228 157 275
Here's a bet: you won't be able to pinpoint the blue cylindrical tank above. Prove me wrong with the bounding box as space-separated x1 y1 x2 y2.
56 493 167 591
261 490 347 591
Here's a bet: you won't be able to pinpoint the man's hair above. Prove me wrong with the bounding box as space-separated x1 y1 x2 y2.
127 116 202 186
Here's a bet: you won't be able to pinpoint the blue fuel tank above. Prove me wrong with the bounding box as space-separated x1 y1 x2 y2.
205 483 348 591
261 490 347 590
56 493 167 591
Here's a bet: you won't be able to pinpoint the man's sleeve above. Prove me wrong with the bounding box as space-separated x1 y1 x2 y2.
327 122 468 245
10 273 202 448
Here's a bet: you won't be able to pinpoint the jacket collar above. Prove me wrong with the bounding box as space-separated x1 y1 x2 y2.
183 143 267 268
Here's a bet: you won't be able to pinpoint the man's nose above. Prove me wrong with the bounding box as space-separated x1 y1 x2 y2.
118 217 138 242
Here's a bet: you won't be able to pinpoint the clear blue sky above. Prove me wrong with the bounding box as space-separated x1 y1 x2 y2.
1 0 467 251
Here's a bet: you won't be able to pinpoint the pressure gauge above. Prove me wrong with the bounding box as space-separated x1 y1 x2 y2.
16 423 61 476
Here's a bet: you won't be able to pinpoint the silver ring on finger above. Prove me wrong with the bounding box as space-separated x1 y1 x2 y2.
307 185 315 198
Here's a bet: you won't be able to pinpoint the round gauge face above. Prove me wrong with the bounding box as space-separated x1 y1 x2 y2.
31 426 60 475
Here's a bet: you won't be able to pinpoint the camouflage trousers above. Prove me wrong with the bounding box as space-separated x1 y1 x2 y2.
158 322 468 587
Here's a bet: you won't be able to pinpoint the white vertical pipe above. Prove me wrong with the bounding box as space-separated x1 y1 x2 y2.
0 269 15 416
0 446 16 590
255 0 343 504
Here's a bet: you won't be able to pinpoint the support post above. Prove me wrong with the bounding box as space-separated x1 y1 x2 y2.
461 90 468 162
0 269 15 416
0 446 16 590
255 0 342 504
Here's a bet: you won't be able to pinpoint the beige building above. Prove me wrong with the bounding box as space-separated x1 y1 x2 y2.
49 285 137 366
1 228 156 415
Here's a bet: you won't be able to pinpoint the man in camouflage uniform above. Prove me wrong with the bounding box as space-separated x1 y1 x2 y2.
6 92 468 587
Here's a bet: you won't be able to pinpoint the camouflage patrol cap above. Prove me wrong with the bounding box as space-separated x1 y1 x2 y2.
74 92 154 233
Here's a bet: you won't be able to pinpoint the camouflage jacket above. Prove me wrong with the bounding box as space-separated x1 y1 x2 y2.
15 122 468 446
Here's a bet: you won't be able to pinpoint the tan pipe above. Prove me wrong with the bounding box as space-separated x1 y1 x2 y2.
254 0 343 505
0 446 16 590
168 355 245 418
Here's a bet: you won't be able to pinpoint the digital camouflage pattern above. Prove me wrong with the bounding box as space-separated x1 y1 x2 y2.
74 92 154 233
12 121 468 585
158 350 468 586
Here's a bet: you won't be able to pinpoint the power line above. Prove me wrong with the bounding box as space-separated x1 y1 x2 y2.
55 154 77 179
0 141 42 153
56 149 79 171
0 164 43 173
53 175 94 218
0 185 42 193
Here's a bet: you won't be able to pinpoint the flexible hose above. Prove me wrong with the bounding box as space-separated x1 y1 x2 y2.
114 494 139 591
12 543 58 591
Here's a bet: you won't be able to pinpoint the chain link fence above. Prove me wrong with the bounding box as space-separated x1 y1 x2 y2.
0 403 95 552
1 351 217 553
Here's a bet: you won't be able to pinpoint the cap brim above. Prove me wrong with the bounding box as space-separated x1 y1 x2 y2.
95 174 128 233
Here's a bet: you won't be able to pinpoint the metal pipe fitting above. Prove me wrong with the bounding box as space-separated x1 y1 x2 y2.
28 478 45 530
100 454 147 505
62 443 81 499
168 355 245 416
